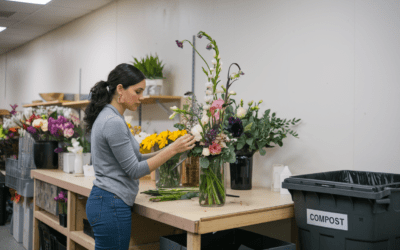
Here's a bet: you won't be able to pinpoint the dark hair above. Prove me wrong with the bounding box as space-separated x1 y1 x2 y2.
84 63 145 131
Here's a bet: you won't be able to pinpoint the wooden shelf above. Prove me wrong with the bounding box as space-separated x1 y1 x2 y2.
140 95 182 104
35 210 68 236
23 100 64 108
62 100 90 109
70 231 95 250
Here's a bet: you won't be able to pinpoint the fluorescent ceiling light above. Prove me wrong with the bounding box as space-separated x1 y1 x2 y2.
0 27 7 33
6 0 52 4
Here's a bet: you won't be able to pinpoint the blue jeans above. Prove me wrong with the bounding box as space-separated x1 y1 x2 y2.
86 185 132 250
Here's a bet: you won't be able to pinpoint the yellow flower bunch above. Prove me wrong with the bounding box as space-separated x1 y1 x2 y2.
140 133 158 151
127 123 141 135
140 130 187 151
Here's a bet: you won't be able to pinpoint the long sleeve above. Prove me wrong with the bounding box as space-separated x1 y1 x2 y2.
103 117 150 180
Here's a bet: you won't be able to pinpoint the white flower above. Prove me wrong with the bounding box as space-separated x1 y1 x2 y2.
18 128 26 137
63 108 72 119
210 68 214 71
202 148 210 156
169 112 177 119
237 107 247 118
204 96 213 103
170 106 179 111
211 59 217 65
206 82 213 89
218 55 221 59
229 90 236 95
191 124 203 141
201 115 209 125
134 132 150 144
230 73 236 79
203 104 210 110
32 119 43 128
23 107 33 120
41 120 48 132
205 90 213 95
219 141 227 148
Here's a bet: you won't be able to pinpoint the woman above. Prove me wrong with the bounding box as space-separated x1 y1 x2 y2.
84 63 196 250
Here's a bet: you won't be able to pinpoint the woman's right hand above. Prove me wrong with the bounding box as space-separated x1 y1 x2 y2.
171 134 196 154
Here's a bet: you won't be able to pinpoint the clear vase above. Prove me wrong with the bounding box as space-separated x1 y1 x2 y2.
199 156 225 207
182 156 200 187
156 153 181 188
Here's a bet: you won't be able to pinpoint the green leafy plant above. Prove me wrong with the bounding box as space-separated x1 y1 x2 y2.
226 99 301 155
131 53 165 79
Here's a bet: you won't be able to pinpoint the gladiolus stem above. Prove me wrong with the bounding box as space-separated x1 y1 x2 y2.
181 40 211 76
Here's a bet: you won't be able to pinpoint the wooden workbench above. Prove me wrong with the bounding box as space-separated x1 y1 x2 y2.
31 169 296 250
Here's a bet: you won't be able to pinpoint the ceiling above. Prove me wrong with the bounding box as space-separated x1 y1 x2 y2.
0 0 114 55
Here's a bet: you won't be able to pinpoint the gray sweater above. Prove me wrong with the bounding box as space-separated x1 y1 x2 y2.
91 104 151 206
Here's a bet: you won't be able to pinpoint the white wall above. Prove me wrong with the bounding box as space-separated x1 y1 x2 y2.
1 0 400 184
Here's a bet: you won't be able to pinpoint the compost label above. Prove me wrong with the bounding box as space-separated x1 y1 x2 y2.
307 209 348 231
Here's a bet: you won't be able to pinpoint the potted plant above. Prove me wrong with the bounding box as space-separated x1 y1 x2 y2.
225 99 301 190
54 190 68 227
131 53 166 96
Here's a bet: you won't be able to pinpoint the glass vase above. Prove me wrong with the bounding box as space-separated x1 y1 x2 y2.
182 156 200 187
156 153 181 188
199 156 226 207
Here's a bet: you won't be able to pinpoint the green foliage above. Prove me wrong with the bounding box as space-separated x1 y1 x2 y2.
229 100 301 155
131 53 165 79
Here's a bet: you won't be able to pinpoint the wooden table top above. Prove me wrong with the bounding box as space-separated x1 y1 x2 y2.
31 169 294 234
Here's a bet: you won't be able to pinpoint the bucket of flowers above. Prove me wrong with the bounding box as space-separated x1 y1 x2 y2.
171 31 244 206
54 190 68 227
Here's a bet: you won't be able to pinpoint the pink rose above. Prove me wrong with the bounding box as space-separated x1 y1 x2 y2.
209 142 222 155
64 128 74 138
210 99 225 121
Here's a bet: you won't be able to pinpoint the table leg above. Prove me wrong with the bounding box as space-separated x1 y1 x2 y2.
291 217 300 250
187 232 201 250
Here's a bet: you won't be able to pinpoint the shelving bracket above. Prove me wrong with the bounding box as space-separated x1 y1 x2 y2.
155 100 173 116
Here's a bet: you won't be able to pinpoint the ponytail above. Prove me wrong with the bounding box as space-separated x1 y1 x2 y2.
84 63 146 132
84 81 112 131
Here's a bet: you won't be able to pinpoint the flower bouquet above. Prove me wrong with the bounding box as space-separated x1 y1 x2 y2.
0 104 21 158
54 190 68 227
172 31 244 206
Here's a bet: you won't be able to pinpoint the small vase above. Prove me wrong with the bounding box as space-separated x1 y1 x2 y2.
74 153 83 174
199 156 225 207
33 141 58 169
156 153 181 188
230 151 255 190
59 213 67 227
62 153 75 174
82 153 91 166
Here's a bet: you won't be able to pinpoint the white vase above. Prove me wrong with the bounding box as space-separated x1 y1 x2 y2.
82 153 91 166
146 79 163 96
74 153 83 174
63 153 75 174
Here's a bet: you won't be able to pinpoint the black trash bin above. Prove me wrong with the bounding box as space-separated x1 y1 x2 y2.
282 170 400 250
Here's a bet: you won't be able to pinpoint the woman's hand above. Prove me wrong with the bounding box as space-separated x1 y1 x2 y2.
171 134 196 154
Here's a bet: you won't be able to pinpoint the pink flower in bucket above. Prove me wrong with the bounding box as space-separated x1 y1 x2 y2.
209 142 222 155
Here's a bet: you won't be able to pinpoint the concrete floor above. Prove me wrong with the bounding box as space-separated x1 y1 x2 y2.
0 222 26 250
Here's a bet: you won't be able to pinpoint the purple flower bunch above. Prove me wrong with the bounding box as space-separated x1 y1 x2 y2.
204 129 218 147
54 190 68 214
227 116 243 138
54 190 68 203
10 104 17 115
48 116 75 139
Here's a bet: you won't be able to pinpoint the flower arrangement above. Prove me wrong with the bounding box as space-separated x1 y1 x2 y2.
226 99 301 155
173 31 245 206
54 190 68 214
0 104 21 157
